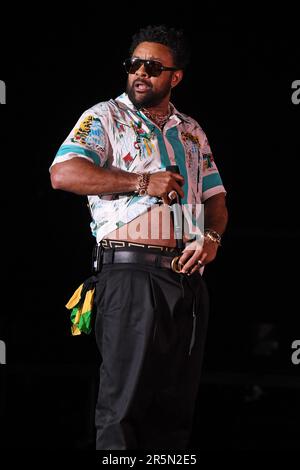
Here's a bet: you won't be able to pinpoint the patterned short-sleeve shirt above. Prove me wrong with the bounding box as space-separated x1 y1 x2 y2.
51 93 226 242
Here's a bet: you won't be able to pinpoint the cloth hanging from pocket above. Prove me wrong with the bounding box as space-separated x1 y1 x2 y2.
65 276 98 336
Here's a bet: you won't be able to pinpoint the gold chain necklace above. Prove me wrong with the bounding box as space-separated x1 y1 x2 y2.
141 106 171 129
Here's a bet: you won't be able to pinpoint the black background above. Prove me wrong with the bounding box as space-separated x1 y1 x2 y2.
0 5 299 451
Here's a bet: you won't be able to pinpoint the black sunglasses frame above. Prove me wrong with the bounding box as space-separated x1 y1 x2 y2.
123 58 178 77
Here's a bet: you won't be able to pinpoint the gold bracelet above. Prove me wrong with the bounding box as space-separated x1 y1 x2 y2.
136 172 150 196
204 228 222 246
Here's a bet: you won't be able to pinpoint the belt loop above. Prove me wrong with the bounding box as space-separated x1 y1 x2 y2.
112 245 115 263
154 255 161 268
105 246 115 264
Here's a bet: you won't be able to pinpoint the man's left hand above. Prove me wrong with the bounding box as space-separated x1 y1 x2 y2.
178 239 219 275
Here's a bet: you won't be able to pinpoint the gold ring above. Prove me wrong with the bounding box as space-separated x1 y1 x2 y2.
171 256 182 273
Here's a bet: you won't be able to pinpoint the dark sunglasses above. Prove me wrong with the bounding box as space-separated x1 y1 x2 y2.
123 57 178 77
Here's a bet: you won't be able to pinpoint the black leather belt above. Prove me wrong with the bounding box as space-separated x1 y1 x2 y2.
94 248 183 273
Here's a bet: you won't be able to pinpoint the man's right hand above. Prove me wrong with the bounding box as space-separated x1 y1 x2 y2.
51 159 185 200
147 171 184 204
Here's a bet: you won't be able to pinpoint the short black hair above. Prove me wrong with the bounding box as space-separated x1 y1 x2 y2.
129 24 190 70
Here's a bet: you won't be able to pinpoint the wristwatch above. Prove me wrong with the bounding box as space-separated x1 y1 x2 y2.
135 172 150 196
204 228 222 246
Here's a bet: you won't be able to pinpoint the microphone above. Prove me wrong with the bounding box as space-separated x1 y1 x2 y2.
166 164 180 176
166 164 181 201
166 165 180 173
166 165 183 249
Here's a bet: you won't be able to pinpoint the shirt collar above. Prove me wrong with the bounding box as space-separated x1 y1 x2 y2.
115 93 189 124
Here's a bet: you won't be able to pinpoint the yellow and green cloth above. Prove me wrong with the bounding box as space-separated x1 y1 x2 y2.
65 276 97 336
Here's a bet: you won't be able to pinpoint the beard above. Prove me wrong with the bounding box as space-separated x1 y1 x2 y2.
126 78 172 109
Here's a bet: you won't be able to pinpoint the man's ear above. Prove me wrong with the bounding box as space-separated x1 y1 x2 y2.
171 70 183 88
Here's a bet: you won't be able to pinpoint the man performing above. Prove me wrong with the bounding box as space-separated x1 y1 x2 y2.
50 25 228 450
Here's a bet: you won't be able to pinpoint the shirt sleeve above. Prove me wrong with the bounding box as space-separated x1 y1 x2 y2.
200 131 226 201
50 106 111 168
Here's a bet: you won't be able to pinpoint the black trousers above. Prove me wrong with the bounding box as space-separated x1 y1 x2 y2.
94 262 209 450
